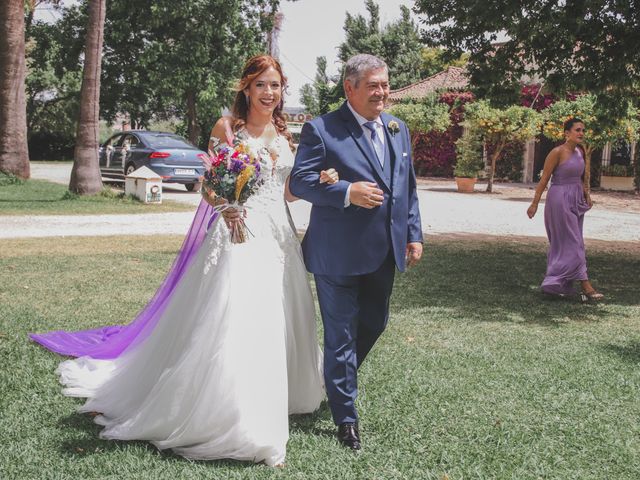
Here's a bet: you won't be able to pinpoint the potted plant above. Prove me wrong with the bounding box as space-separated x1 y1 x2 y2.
453 128 484 192
600 164 635 191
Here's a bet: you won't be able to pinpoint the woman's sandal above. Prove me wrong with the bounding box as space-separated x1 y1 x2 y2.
581 289 604 302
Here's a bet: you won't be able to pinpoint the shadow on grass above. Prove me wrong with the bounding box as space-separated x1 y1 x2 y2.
392 240 640 326
289 402 334 438
56 412 257 469
0 198 67 204
602 342 640 364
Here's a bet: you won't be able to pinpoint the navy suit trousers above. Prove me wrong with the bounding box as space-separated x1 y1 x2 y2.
314 251 396 425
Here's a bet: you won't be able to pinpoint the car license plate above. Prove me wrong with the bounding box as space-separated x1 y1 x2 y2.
174 168 195 175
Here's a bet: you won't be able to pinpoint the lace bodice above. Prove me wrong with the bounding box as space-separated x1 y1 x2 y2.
204 132 298 270
240 133 294 187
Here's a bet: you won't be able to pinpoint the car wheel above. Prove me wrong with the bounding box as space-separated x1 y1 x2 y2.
125 163 136 176
185 182 202 192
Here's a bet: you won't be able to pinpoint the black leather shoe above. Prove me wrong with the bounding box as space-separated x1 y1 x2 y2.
337 422 361 450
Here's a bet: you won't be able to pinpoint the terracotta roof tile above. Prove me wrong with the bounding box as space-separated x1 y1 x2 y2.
389 66 469 101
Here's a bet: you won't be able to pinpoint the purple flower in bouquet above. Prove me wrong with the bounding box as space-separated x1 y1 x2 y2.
201 137 263 243
230 158 245 173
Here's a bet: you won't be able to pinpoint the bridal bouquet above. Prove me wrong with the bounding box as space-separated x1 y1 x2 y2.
202 137 262 243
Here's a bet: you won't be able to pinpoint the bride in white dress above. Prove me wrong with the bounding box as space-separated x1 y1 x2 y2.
55 55 333 467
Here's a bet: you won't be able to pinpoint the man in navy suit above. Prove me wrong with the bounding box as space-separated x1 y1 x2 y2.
289 54 423 451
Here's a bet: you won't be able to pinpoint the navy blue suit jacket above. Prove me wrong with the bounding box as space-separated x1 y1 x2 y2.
289 102 423 276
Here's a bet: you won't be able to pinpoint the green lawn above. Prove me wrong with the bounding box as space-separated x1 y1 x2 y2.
1 235 638 479
0 174 193 215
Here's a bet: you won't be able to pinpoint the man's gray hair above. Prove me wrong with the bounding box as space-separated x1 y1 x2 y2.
343 54 388 86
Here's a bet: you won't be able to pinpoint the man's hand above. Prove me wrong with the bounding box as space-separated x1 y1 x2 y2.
405 242 423 267
349 181 384 209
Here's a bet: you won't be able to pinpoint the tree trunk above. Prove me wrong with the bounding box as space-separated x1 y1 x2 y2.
583 145 593 194
267 10 284 59
0 0 30 179
186 90 200 145
486 143 505 193
69 0 106 195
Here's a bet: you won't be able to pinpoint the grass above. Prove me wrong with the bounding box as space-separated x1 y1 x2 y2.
30 160 75 164
0 173 193 215
0 235 639 479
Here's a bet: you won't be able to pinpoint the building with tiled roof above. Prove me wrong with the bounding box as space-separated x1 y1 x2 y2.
388 66 469 102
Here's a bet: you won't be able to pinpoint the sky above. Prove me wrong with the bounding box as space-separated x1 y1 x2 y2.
278 0 416 107
35 0 418 108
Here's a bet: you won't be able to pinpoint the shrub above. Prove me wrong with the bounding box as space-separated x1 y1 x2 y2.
454 129 484 178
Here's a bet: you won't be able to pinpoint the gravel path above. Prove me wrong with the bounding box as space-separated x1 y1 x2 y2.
3 162 638 242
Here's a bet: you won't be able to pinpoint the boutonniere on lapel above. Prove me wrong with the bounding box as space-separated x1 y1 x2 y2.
387 120 400 136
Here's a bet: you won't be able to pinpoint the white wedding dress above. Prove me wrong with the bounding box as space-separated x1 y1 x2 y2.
56 134 325 466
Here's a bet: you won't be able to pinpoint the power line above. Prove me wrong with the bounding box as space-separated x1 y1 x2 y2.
279 51 315 83
34 5 63 23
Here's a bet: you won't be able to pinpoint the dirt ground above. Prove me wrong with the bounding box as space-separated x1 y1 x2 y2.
417 177 640 214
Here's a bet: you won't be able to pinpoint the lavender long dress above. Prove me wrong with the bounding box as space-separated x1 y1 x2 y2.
541 148 591 295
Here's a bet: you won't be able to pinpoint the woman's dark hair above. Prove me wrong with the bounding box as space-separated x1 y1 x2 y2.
563 117 585 132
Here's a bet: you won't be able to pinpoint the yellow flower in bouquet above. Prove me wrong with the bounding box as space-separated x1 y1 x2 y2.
235 165 256 202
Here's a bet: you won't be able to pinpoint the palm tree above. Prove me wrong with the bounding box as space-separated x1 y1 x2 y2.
0 0 30 179
69 0 106 194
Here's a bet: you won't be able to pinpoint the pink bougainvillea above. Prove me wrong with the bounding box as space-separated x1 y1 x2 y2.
520 84 557 111
411 92 474 177
410 87 567 178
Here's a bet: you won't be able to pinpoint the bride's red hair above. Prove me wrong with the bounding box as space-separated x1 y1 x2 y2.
231 55 294 152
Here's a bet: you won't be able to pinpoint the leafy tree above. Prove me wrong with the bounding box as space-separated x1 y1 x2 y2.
97 0 281 147
386 95 450 147
630 111 640 191
375 4 424 89
299 84 317 116
301 0 426 114
415 0 640 108
69 0 106 194
38 0 284 151
464 100 542 192
299 56 334 117
0 0 30 178
25 17 82 159
412 91 474 177
339 1 424 90
97 0 159 130
420 47 468 79
542 94 639 192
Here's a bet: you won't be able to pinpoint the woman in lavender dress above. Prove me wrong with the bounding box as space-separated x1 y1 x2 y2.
527 118 604 300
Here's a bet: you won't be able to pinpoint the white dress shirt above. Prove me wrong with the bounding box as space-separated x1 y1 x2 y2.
346 102 386 162
343 102 385 207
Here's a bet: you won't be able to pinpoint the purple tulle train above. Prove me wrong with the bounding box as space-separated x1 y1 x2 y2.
29 199 216 359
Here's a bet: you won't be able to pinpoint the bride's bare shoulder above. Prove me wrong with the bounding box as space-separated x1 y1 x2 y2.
210 116 236 143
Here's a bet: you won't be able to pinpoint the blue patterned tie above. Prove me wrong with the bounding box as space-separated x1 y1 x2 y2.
363 121 384 166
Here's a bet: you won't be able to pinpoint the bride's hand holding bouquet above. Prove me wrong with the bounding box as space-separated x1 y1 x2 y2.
201 136 262 243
